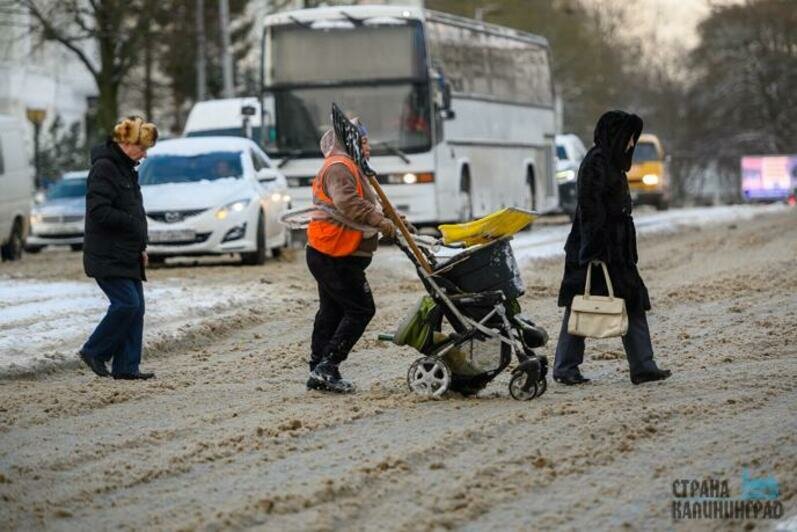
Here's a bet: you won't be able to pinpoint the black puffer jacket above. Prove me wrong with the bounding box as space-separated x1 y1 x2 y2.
557 110 650 312
83 140 148 281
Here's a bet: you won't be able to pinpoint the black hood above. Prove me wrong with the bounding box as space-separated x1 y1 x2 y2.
90 138 136 169
593 110 643 172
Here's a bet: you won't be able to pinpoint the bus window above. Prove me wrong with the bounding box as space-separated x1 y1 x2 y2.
427 20 553 107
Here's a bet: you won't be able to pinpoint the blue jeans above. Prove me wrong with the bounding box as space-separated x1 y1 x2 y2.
82 278 145 376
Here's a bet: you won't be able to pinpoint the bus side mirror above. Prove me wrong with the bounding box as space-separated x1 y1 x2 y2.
439 82 455 120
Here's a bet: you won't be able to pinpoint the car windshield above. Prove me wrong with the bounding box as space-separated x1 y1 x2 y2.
186 127 264 146
46 178 87 199
267 83 432 158
633 142 659 163
138 152 244 185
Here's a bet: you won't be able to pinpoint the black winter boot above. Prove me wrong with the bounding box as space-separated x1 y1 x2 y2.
308 360 355 394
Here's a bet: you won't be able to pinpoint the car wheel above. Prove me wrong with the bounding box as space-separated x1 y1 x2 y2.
70 243 83 252
148 255 165 265
1 219 24 261
25 245 44 254
241 211 266 266
656 197 669 211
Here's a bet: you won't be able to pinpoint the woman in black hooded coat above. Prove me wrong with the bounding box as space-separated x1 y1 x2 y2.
553 110 671 385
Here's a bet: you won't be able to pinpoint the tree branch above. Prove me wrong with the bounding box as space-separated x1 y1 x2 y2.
21 0 99 80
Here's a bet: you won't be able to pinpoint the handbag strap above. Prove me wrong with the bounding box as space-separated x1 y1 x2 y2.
584 260 616 299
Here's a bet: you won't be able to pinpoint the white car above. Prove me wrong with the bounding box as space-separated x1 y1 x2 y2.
27 170 89 252
555 133 588 219
139 137 291 265
0 114 34 261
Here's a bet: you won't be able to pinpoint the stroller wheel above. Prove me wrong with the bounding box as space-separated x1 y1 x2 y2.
509 371 538 401
407 356 451 398
536 377 548 397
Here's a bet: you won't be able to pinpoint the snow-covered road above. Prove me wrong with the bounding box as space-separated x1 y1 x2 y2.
0 204 786 377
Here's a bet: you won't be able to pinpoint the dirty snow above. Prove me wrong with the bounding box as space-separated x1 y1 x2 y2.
0 204 787 378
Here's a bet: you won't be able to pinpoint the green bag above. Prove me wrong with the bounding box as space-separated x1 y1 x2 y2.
393 296 438 352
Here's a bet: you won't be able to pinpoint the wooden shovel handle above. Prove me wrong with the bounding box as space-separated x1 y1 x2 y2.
364 173 433 274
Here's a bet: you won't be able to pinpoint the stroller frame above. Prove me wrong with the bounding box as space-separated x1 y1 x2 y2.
394 233 548 400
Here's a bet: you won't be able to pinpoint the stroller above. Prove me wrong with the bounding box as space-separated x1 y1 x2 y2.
385 208 549 400
281 103 548 400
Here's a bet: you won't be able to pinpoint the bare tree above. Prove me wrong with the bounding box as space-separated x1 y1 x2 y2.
21 0 152 136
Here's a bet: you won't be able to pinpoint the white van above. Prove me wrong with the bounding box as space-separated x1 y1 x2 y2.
183 97 272 146
0 115 34 261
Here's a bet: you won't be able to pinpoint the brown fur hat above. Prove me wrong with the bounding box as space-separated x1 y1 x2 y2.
113 116 158 148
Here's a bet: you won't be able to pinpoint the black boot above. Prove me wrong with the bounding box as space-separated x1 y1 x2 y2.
78 351 110 378
308 360 355 394
631 368 671 385
553 371 590 385
307 355 326 390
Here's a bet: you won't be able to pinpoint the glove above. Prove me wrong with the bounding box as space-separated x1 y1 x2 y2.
378 219 397 239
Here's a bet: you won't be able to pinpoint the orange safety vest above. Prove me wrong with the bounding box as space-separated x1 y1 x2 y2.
307 155 365 257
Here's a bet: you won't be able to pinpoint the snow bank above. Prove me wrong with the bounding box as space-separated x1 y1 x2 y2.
0 277 275 378
511 204 786 263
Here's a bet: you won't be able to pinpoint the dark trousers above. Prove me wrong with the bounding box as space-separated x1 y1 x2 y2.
553 306 659 378
306 246 376 366
82 278 145 376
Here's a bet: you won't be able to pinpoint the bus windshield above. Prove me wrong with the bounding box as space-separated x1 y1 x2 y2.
268 83 432 158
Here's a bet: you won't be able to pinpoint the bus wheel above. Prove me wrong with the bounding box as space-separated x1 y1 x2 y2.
458 169 473 221
526 166 536 212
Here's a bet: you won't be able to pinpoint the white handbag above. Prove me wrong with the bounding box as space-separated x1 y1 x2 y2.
567 261 629 338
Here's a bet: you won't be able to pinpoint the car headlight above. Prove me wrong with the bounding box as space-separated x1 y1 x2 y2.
642 174 660 185
556 169 577 183
30 212 42 224
215 198 251 220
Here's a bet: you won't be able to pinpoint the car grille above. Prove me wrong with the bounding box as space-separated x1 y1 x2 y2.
153 232 212 246
41 215 84 224
147 209 208 223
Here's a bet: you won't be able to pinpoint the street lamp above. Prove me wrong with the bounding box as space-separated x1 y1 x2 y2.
26 108 47 190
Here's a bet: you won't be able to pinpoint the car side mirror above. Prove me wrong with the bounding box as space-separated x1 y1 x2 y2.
257 168 277 183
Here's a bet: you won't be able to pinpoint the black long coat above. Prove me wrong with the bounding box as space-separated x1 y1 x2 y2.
83 140 148 281
557 110 651 312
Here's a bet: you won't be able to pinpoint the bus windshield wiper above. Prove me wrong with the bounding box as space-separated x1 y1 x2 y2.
339 11 364 26
288 16 312 29
371 141 410 164
277 149 303 168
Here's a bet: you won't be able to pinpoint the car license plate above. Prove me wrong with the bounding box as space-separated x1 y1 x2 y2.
149 229 195 243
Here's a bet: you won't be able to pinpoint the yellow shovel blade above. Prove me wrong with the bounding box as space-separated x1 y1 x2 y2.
438 208 537 247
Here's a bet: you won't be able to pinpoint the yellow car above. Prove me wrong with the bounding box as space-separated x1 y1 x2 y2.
628 133 670 210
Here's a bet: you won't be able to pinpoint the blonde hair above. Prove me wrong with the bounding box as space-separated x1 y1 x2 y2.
113 116 158 148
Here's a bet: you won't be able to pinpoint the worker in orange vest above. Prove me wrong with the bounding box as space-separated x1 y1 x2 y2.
306 119 397 393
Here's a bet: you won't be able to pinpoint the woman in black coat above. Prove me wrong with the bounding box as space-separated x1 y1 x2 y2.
553 110 671 385
79 116 158 380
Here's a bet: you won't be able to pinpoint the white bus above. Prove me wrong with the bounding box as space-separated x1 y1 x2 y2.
260 5 558 224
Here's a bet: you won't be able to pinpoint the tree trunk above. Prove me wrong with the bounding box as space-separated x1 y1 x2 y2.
96 76 120 138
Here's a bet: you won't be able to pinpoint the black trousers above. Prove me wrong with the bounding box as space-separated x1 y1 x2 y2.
553 306 659 378
306 246 376 366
